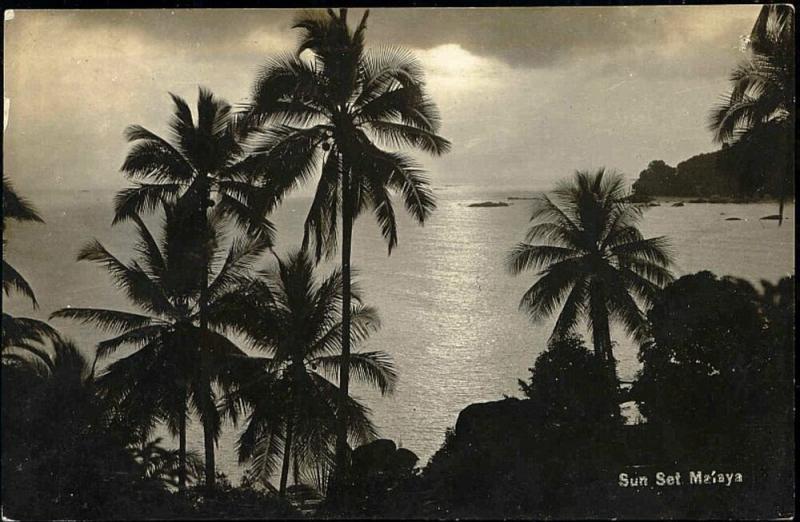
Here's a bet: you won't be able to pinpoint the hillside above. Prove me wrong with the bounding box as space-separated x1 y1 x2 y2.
632 144 778 199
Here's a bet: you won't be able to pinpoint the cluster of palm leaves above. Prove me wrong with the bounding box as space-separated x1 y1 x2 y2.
38 7 445 499
507 169 674 385
709 4 794 223
216 250 394 496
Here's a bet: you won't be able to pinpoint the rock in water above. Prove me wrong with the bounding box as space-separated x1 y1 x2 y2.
468 201 510 208
671 202 684 207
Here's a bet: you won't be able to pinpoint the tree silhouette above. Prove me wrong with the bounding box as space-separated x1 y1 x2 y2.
243 8 449 491
51 203 268 490
215 249 394 497
115 87 277 489
507 169 674 378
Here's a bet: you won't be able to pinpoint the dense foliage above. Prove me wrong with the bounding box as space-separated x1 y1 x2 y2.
631 146 786 199
1 337 299 519
633 272 794 514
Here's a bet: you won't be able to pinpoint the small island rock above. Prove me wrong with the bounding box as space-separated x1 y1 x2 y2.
468 201 510 208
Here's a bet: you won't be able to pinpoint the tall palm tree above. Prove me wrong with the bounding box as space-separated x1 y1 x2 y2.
2 176 60 352
116 87 278 488
507 169 674 373
51 204 268 490
709 5 794 224
214 249 394 497
243 8 449 486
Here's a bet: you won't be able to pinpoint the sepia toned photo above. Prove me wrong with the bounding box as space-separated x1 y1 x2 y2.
2 4 795 519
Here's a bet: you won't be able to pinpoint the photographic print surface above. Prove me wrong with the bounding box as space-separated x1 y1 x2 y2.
2 5 795 519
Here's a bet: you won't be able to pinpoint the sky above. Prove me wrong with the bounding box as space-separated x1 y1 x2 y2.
3 6 761 195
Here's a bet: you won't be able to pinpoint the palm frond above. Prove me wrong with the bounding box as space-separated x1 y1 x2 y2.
354 46 425 109
302 149 341 261
367 149 436 224
77 239 179 319
246 54 331 128
50 307 159 334
610 236 673 267
369 182 399 254
208 235 271 301
214 192 276 243
112 183 182 225
2 313 61 349
2 259 38 307
307 372 378 446
550 275 589 340
96 324 167 359
130 213 167 278
122 125 195 183
364 120 451 156
311 350 396 395
2 176 44 225
519 258 585 322
506 244 582 275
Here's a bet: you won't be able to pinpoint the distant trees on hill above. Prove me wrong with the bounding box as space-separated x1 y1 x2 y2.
631 144 786 200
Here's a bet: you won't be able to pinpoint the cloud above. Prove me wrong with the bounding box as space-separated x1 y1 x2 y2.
3 7 764 195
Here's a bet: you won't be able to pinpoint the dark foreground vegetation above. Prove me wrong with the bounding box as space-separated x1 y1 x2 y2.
329 273 795 519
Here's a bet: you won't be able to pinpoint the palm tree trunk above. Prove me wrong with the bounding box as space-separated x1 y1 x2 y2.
332 162 353 502
279 415 294 497
197 179 216 491
280 374 298 498
178 389 188 492
589 282 613 362
589 281 618 418
293 453 300 488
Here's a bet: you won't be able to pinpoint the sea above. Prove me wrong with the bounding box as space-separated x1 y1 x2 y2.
3 185 795 483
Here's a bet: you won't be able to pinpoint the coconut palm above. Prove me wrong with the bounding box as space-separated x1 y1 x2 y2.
51 203 268 490
709 5 794 224
2 176 60 353
243 8 449 484
214 249 394 497
507 169 674 372
116 87 278 488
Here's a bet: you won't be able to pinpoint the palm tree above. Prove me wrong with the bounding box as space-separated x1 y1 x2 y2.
507 169 674 374
243 8 449 486
709 5 794 224
116 87 278 488
214 249 394 497
2 176 60 353
51 204 268 491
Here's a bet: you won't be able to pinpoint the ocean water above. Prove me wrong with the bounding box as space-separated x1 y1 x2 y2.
3 185 795 483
